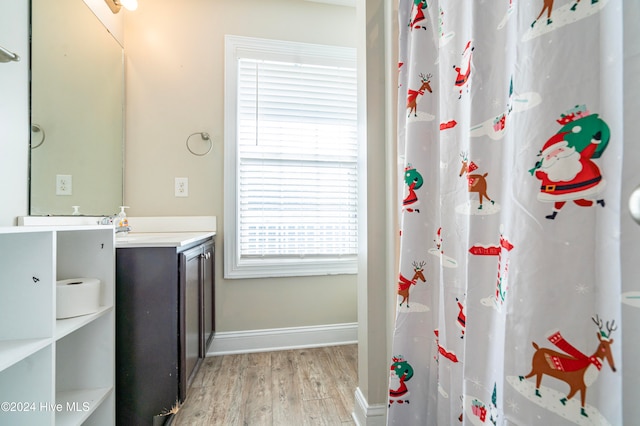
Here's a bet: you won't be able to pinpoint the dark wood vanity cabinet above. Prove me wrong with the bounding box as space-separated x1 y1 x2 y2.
115 237 215 425
180 240 215 389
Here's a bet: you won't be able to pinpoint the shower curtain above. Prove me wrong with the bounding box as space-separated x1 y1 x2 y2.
388 1 623 425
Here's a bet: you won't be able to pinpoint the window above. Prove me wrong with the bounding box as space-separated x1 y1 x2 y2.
224 35 358 279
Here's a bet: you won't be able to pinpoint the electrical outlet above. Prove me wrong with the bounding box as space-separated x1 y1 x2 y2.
175 177 189 197
56 174 72 195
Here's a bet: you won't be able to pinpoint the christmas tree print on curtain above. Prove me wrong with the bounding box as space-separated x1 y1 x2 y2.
469 76 542 141
463 382 499 425
389 0 623 424
438 6 455 46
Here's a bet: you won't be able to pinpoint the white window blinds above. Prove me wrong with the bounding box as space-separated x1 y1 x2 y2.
224 36 358 278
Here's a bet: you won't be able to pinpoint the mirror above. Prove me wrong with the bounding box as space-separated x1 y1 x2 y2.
30 0 124 216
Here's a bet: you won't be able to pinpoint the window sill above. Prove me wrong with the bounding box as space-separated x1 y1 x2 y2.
223 256 357 279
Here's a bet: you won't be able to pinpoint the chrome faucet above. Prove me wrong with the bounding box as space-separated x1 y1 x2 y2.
99 215 117 225
99 215 131 233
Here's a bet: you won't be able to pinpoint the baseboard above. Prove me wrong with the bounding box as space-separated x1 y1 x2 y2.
352 387 387 426
208 322 358 355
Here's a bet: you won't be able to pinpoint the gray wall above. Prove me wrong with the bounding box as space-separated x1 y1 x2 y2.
122 0 358 333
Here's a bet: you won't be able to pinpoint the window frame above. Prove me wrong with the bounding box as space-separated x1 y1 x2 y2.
223 35 358 279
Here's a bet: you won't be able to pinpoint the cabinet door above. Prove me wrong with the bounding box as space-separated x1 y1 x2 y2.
180 246 202 398
116 247 180 423
201 241 215 356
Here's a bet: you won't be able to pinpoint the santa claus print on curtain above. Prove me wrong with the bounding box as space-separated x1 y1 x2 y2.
389 356 414 405
529 105 610 220
402 164 424 213
389 0 623 424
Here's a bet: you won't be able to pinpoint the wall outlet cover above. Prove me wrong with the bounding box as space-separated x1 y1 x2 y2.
175 177 189 197
56 174 72 196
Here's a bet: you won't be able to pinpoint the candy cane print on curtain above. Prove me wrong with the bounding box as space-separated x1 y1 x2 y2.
389 0 623 425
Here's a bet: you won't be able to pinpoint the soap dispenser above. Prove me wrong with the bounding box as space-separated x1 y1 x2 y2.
117 206 130 236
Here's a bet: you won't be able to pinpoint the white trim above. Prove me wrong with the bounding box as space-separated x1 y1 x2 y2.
19 216 107 226
352 387 387 426
223 35 358 279
19 216 217 233
223 35 241 278
207 322 357 356
225 35 356 67
225 256 357 279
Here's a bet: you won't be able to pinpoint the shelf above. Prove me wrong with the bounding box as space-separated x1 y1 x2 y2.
55 387 112 426
55 305 113 341
0 338 51 372
0 346 54 425
0 226 115 424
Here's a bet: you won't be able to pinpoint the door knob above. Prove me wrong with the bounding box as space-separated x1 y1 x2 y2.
630 184 640 225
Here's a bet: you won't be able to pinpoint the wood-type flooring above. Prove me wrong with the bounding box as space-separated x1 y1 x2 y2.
170 344 358 426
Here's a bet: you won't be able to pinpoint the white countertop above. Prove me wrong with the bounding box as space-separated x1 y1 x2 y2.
115 231 216 248
17 216 217 249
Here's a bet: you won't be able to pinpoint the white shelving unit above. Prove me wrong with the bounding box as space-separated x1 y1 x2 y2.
0 225 115 425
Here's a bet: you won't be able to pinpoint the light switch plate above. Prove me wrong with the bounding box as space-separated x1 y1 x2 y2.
56 174 72 195
175 177 188 197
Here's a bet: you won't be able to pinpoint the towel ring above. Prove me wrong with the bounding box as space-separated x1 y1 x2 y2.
31 124 46 149
186 132 213 156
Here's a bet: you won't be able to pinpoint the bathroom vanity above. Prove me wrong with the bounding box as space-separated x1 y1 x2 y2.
114 230 215 425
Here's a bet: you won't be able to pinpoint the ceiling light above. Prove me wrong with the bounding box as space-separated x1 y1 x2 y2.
104 0 138 14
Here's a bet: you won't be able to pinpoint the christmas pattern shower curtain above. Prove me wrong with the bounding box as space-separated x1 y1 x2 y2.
388 0 623 425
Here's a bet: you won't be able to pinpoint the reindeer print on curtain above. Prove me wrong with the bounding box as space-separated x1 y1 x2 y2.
389 0 623 425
